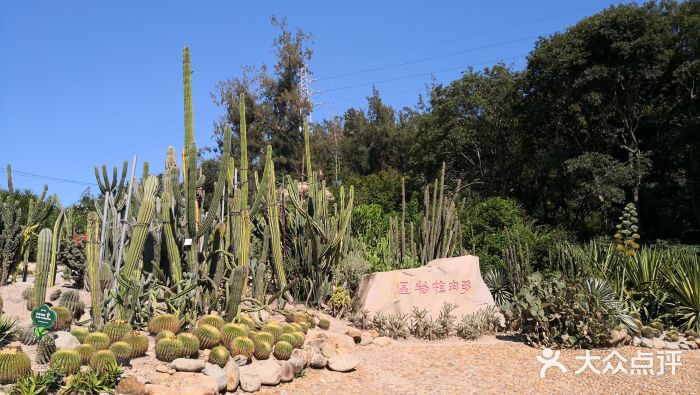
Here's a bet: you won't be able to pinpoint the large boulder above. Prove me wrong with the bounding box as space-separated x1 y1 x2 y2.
171 358 205 372
239 365 261 392
328 354 359 372
351 255 495 318
202 364 227 392
223 362 240 392
255 359 282 386
144 372 217 395
54 331 80 350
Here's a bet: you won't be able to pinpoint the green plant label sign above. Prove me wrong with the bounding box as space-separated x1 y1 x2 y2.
31 304 56 330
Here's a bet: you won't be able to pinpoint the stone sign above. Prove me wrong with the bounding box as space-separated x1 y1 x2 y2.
351 255 495 318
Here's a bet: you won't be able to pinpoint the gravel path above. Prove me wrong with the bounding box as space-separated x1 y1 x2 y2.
261 337 700 394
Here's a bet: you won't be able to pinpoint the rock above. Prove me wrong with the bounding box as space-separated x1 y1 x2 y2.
665 341 680 351
255 359 282 386
679 343 689 350
171 358 205 372
352 255 495 318
239 365 261 392
223 362 240 392
291 348 307 364
695 339 700 348
346 328 362 343
640 338 654 348
682 340 697 350
202 364 227 392
278 361 294 382
366 330 380 338
652 338 666 349
155 365 170 373
289 357 305 375
144 372 218 395
632 337 642 347
608 328 627 346
115 376 146 395
54 331 80 350
373 337 392 346
328 354 359 372
360 332 373 346
320 342 339 358
309 352 328 369
302 346 319 365
232 354 248 366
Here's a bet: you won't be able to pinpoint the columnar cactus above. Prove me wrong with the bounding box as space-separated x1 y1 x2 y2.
208 345 229 368
33 228 52 308
49 349 81 374
121 176 158 287
225 265 248 322
85 212 103 329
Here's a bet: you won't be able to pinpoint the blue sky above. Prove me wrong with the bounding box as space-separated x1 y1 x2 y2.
0 0 625 203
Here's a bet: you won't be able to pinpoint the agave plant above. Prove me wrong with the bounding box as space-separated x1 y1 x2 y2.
662 252 700 331
483 267 512 306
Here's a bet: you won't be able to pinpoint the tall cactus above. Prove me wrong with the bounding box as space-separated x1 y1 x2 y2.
33 228 52 308
86 212 102 328
121 176 158 281
225 266 248 322
48 209 66 286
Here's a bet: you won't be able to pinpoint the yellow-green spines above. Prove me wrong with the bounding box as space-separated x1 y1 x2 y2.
155 338 184 362
281 323 295 334
297 322 309 334
228 336 254 358
279 333 296 346
84 332 110 350
36 335 56 364
53 306 73 331
148 314 181 335
197 315 225 330
253 331 275 347
208 345 229 368
261 323 283 343
272 341 293 360
291 331 305 348
109 341 133 365
177 333 200 358
307 316 316 328
650 321 664 331
292 312 307 324
253 341 271 360
238 315 257 331
49 349 81 374
75 344 96 365
104 320 132 343
318 318 330 330
156 330 176 342
89 350 117 371
0 348 31 384
71 327 89 343
123 332 149 358
194 324 221 349
221 323 249 346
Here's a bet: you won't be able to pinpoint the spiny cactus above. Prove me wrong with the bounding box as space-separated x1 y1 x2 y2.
652 328 662 338
59 290 85 319
21 287 33 301
253 341 272 360
279 333 296 347
123 332 149 358
49 349 81 374
238 315 257 331
272 341 293 360
148 314 181 335
228 336 254 359
221 323 249 346
83 332 110 350
0 347 31 384
156 330 176 342
261 323 283 343
75 343 96 365
291 331 305 349
104 320 132 343
36 335 56 364
85 212 102 329
155 338 184 362
253 331 275 347
225 266 248 322
208 345 229 368
70 327 89 343
53 306 73 331
650 321 664 332
33 228 52 308
281 323 295 334
109 341 133 365
194 324 221 349
197 315 225 330
297 322 310 334
318 318 330 330
49 289 62 301
15 326 38 346
90 350 117 371
177 333 200 358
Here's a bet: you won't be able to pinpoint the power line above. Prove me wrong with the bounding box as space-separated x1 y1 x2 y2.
0 168 96 186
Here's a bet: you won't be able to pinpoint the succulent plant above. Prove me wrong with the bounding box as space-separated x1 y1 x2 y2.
292 312 307 324
688 335 696 341
156 330 176 342
291 331 305 348
208 345 229 368
90 350 117 371
667 333 679 342
281 323 295 334
75 343 96 365
272 341 293 360
0 347 32 384
177 333 200 358
16 326 38 346
52 306 73 331
253 341 272 360
49 289 62 301
104 320 132 343
640 326 654 339
84 332 111 350
21 287 33 301
261 323 283 343
650 321 664 331
253 331 275 347
684 330 698 338
123 331 149 358
221 323 249 346
70 327 89 343
109 341 133 365
629 311 641 320
228 336 254 359
148 314 181 335
197 314 225 330
58 289 85 319
36 335 56 364
49 349 81 374
155 338 184 362
652 328 662 338
279 333 296 346
298 322 310 334
318 318 330 330
194 324 221 349
238 315 257 331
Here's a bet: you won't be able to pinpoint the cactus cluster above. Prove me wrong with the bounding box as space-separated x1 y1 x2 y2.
261 323 283 343
208 345 229 367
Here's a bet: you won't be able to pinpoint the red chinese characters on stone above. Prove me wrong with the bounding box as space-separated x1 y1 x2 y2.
397 279 471 296
414 281 429 295
398 281 411 294
461 280 472 294
432 280 446 294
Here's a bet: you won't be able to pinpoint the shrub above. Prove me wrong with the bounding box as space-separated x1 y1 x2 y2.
455 307 501 340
